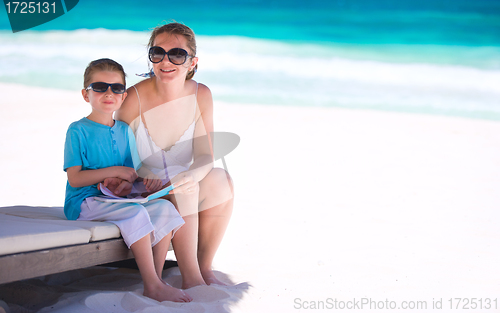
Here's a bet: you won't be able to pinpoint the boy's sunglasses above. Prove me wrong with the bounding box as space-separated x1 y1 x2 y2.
149 46 192 65
86 82 126 94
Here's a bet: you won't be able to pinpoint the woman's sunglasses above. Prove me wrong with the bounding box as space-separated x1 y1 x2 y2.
149 46 193 65
86 82 126 94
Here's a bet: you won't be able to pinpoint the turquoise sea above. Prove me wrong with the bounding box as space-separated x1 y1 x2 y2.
1 0 500 119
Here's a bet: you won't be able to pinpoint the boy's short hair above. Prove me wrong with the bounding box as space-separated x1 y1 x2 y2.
83 58 126 89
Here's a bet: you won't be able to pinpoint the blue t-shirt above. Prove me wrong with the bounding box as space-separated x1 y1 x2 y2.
63 118 140 220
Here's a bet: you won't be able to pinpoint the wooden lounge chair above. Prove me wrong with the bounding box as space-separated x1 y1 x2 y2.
0 206 135 285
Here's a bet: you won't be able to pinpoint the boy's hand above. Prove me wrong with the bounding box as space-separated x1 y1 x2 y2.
143 173 163 193
115 166 138 183
102 177 133 197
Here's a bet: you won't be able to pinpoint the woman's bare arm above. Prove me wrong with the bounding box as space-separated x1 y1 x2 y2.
115 85 140 126
190 83 215 181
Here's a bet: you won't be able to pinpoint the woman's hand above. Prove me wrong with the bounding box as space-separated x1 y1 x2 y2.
101 177 133 197
170 171 198 195
143 173 163 193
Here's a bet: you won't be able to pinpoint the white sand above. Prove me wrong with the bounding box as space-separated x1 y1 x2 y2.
1 82 499 312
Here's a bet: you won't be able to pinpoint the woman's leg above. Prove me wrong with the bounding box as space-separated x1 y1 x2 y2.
166 187 207 289
197 168 234 285
166 168 234 287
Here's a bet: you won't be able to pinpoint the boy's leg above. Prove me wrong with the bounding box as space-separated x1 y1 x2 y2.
143 199 184 280
79 198 192 302
131 234 192 302
152 231 172 279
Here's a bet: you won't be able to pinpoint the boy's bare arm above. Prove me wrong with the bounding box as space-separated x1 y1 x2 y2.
66 165 138 188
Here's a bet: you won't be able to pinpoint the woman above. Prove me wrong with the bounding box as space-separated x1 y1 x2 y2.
115 22 234 289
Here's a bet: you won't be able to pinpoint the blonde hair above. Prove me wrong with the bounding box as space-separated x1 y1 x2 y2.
148 22 197 80
83 58 126 89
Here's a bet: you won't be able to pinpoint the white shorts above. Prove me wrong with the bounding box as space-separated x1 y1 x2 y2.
78 197 184 248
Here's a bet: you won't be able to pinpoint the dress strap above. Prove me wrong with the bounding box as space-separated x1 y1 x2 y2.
132 85 142 116
193 83 198 119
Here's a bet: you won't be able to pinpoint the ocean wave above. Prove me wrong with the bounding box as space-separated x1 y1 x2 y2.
1 29 499 119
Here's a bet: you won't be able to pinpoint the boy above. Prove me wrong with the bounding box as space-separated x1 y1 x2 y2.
64 58 191 302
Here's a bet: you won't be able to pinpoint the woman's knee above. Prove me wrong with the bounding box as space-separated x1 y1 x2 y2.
199 168 234 208
206 168 233 192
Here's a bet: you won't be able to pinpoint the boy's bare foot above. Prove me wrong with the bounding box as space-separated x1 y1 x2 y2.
144 282 192 302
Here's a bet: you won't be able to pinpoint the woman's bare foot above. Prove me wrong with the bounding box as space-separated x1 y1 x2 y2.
181 278 207 290
201 270 227 286
144 282 192 302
